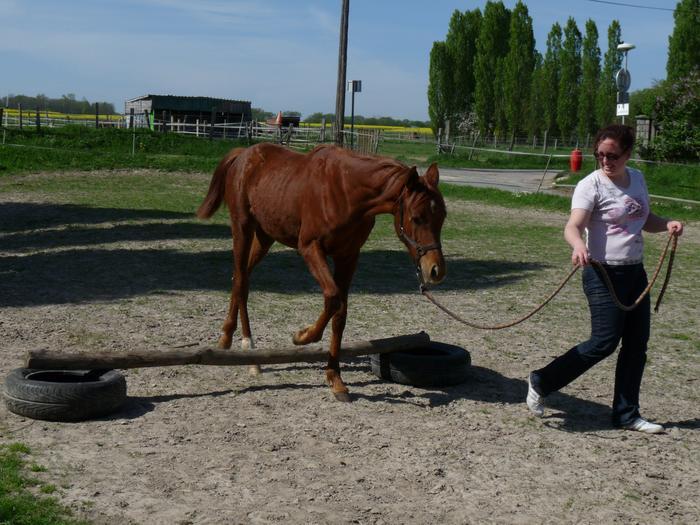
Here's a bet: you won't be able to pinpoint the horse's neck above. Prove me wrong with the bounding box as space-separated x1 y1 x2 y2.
364 170 409 217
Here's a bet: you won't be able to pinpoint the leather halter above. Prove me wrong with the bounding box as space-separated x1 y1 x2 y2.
396 194 441 287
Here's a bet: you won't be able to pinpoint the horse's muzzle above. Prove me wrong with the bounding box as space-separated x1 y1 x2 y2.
421 254 445 285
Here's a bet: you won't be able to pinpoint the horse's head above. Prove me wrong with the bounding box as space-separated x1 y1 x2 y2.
394 163 446 287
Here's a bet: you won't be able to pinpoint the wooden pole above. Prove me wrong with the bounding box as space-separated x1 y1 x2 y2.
25 332 430 370
334 0 349 146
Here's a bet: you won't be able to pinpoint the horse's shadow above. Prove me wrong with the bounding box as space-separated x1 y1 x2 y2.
111 360 620 433
0 202 551 307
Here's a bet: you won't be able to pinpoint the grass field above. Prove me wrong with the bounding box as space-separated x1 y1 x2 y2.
3 126 698 222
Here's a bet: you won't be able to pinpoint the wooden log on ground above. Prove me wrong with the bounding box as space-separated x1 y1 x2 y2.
25 332 430 370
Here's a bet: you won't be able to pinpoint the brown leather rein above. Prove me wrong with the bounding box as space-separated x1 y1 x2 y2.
419 232 679 330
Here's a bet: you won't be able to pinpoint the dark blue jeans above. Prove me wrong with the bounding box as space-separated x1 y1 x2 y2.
532 263 651 427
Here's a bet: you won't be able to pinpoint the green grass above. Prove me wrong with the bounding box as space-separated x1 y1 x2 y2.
559 160 700 202
0 126 246 175
0 443 85 524
2 126 698 222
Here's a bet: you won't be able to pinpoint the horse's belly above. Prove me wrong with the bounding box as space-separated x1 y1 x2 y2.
251 204 300 247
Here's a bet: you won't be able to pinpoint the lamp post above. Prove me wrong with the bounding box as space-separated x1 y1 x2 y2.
348 80 361 149
615 42 635 125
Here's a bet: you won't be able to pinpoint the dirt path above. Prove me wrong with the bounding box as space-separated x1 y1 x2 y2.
1 176 698 524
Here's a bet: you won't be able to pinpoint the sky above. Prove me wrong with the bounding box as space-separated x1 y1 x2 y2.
0 0 678 122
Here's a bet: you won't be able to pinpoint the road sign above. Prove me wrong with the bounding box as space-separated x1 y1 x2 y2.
615 68 631 92
616 103 630 116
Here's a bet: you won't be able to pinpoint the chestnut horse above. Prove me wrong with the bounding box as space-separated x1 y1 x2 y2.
197 143 446 401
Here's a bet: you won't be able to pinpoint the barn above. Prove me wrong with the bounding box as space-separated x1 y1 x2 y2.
124 94 252 131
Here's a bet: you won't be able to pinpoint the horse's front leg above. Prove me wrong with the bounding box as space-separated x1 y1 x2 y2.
325 253 359 402
294 241 341 346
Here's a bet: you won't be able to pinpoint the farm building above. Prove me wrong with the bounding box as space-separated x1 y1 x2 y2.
124 94 252 130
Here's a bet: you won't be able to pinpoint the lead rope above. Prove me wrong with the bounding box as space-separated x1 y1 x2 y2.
420 232 678 330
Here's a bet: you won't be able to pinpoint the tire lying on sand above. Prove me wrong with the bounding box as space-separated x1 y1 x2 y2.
369 341 471 387
3 368 127 422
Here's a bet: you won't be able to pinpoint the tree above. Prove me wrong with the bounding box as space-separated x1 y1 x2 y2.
4 93 116 114
473 1 511 136
444 8 482 132
304 112 335 123
557 17 582 144
503 1 535 137
596 20 622 128
427 41 454 134
542 23 563 138
666 0 700 81
646 69 700 161
577 19 601 142
527 52 546 138
629 82 664 121
251 107 274 122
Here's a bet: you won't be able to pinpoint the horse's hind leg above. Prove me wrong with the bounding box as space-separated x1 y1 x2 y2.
239 230 274 375
219 220 255 350
325 253 359 402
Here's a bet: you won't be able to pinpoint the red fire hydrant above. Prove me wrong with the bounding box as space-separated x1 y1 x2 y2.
569 148 583 172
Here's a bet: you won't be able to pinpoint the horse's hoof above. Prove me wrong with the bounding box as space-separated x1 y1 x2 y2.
332 391 352 403
248 364 261 376
292 329 314 345
218 335 233 349
292 331 305 345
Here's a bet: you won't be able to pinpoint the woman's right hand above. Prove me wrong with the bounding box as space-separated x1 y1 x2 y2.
571 245 590 267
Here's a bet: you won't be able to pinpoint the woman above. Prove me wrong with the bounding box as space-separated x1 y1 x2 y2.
526 124 684 434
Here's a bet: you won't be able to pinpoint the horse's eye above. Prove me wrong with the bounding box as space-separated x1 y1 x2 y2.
411 216 425 225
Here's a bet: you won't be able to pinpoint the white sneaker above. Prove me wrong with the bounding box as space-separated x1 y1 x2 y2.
526 373 545 417
622 418 664 434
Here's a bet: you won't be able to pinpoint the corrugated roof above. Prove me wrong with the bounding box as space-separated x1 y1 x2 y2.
126 94 251 113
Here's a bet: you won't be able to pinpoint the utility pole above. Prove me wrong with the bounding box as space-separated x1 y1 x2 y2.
334 0 349 146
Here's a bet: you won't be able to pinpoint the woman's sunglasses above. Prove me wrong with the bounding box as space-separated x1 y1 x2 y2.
594 151 622 162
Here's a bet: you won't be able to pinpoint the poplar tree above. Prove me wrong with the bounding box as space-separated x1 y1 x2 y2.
557 17 582 144
527 52 546 138
473 1 511 137
596 20 622 128
427 41 454 134
445 8 482 133
542 23 563 139
504 0 535 137
577 19 601 142
667 0 700 81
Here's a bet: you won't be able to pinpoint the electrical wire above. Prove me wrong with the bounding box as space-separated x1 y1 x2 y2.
584 0 675 11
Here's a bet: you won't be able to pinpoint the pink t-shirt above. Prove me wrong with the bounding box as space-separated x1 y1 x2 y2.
571 168 650 265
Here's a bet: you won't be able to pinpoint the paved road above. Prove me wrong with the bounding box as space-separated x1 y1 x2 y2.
436 167 565 195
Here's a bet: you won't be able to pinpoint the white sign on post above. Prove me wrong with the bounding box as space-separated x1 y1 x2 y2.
616 103 630 116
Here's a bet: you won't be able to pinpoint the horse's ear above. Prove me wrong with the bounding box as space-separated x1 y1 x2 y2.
423 163 439 189
406 166 420 190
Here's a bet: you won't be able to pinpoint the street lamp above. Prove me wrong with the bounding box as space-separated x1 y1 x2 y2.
348 80 362 149
615 42 635 124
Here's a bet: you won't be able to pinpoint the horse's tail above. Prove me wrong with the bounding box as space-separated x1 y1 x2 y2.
196 148 244 219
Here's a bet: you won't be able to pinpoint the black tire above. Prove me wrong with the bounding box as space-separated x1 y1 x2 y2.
3 368 127 422
370 341 471 387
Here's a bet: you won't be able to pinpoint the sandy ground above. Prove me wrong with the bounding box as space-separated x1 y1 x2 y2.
1 174 699 524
